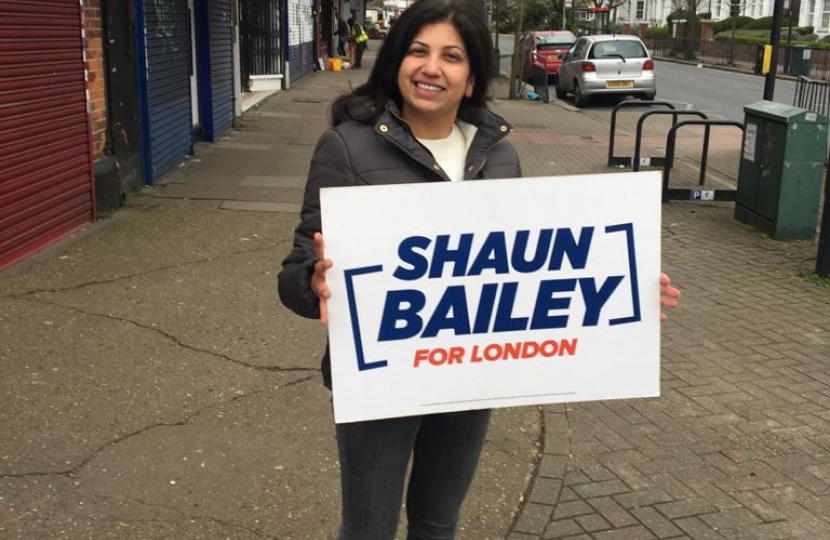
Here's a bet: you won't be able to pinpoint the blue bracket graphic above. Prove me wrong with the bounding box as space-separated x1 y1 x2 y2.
605 223 642 325
344 265 388 371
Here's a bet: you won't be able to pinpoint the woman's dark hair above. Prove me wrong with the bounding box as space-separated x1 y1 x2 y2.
331 0 493 125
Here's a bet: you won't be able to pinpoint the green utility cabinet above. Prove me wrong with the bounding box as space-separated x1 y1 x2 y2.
736 101 828 238
788 45 812 76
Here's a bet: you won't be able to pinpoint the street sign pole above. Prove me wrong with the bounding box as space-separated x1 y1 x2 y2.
763 0 785 100
785 1 793 74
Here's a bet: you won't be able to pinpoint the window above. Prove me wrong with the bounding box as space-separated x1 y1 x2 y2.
804 0 815 26
588 40 647 59
571 38 589 59
636 0 644 19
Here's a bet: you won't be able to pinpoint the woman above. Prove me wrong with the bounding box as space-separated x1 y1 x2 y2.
278 1 680 538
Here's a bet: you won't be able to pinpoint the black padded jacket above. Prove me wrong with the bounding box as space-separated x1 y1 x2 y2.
277 101 523 388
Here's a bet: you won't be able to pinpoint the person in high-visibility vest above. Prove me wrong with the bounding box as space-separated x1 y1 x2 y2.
347 18 369 68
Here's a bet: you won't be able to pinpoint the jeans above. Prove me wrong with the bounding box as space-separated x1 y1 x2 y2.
337 37 348 57
335 409 491 540
354 41 367 68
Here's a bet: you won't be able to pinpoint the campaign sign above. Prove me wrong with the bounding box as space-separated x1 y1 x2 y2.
320 172 663 424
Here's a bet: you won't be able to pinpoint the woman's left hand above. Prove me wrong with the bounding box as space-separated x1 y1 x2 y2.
659 272 681 322
311 232 333 324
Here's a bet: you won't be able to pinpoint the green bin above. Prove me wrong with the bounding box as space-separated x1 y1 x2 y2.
788 45 812 76
736 101 829 238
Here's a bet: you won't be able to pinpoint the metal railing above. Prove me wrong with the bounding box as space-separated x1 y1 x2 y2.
633 109 710 171
662 119 745 203
792 75 830 277
240 0 282 84
643 37 830 81
793 76 830 117
607 100 675 167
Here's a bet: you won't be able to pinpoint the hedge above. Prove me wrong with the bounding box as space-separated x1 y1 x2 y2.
646 26 671 38
741 15 796 30
713 31 830 49
712 16 754 33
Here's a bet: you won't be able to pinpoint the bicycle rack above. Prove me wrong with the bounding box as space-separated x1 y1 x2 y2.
632 110 709 171
607 100 676 167
662 119 745 203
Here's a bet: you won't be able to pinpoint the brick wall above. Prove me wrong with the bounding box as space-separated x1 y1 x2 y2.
83 0 108 161
700 20 714 42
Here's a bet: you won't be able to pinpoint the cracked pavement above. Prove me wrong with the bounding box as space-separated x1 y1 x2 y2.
0 205 539 539
4 45 830 540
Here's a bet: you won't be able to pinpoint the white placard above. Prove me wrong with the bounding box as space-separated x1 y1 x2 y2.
321 172 663 423
743 122 757 163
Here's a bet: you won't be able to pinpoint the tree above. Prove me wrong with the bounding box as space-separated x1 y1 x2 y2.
604 0 632 32
523 0 559 30
496 0 568 32
671 0 701 36
508 0 526 99
667 0 702 59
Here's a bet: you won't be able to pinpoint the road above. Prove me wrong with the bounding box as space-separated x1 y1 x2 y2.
493 33 800 120
653 60 798 121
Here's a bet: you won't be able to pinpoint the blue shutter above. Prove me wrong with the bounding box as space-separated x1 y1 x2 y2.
136 0 192 184
197 0 235 141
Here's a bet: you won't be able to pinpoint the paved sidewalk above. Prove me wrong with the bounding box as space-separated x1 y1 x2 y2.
2 45 830 540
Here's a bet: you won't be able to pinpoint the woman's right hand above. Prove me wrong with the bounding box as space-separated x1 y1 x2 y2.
312 232 333 324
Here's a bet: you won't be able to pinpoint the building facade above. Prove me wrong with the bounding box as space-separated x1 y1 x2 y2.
0 0 320 269
614 0 827 36
0 0 97 270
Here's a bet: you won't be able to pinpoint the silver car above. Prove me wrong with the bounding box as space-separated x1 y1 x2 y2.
555 34 656 107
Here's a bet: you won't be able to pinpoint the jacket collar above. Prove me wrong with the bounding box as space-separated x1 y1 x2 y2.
374 101 513 180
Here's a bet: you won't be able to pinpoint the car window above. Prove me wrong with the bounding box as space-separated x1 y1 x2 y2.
539 36 575 46
570 39 588 59
588 40 647 59
538 42 573 52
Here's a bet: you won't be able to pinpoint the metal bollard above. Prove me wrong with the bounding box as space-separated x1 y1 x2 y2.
816 167 830 276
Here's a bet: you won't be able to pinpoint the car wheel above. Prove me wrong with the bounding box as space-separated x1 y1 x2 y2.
573 81 588 108
555 80 567 99
641 92 656 101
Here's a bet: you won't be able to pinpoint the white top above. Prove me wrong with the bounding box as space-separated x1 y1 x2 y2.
417 121 477 182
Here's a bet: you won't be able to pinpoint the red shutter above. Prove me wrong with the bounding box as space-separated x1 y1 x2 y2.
0 0 95 270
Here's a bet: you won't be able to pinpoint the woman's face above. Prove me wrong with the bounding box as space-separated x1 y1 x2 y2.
397 21 474 132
